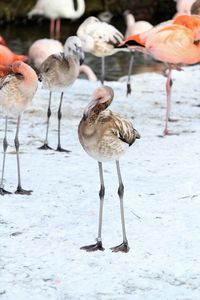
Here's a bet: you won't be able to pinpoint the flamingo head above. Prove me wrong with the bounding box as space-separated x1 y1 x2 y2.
64 36 85 65
0 36 6 46
83 86 114 120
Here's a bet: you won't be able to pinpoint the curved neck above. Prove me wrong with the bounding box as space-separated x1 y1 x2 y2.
126 13 135 28
72 0 85 17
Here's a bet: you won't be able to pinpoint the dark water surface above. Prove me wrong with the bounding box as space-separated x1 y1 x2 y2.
1 17 166 81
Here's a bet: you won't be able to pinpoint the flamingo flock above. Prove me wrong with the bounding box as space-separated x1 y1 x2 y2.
0 11 199 253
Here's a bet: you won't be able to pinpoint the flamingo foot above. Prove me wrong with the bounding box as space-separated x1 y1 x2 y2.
126 83 132 96
38 143 53 150
56 146 71 153
162 129 180 136
80 241 105 252
0 188 12 196
168 118 178 123
110 242 130 253
15 186 33 195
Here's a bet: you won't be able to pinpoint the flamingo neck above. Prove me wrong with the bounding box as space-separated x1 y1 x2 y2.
84 101 110 124
126 13 136 28
72 0 85 17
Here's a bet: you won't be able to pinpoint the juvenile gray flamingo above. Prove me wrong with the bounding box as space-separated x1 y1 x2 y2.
39 36 84 152
78 86 140 252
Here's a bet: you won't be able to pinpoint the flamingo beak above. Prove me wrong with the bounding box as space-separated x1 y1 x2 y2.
77 46 85 65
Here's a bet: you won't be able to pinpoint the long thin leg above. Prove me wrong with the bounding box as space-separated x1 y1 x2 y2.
56 92 70 153
50 18 55 39
15 116 32 195
101 56 105 85
163 67 172 135
126 52 134 97
55 18 61 40
110 160 129 253
0 116 12 195
38 91 53 150
80 161 105 252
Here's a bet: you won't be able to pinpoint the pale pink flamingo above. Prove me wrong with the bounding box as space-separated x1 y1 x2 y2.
78 86 140 252
28 0 85 39
0 61 38 195
0 44 28 66
120 15 200 135
28 38 64 70
77 16 124 84
39 36 84 152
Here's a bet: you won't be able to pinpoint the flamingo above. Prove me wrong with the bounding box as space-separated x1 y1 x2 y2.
124 10 153 96
28 38 96 81
0 61 38 195
78 86 140 252
28 0 85 39
39 36 84 152
77 16 124 84
191 0 200 14
0 45 28 66
119 15 200 135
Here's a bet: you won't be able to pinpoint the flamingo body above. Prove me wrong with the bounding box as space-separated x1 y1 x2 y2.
124 11 153 37
28 0 85 20
28 39 64 69
0 45 28 66
0 62 38 116
77 16 124 57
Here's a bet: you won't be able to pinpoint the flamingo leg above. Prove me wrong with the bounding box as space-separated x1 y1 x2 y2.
163 67 172 135
56 92 70 153
38 91 53 150
55 18 61 40
15 116 32 195
110 160 129 253
50 18 55 39
100 56 105 85
0 116 12 195
126 52 134 97
80 161 105 252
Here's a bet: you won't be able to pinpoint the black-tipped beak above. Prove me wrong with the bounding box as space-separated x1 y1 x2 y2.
38 74 42 82
77 47 85 65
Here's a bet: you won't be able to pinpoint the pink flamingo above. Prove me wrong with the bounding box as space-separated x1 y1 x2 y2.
120 15 200 135
0 61 38 195
78 86 140 252
0 44 28 66
28 0 85 39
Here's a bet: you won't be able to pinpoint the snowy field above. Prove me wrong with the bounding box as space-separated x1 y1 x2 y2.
0 64 200 300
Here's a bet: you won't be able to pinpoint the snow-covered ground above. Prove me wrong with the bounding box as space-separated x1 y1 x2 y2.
0 64 200 300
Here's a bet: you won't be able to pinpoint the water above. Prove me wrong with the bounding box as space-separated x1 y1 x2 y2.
1 17 166 81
